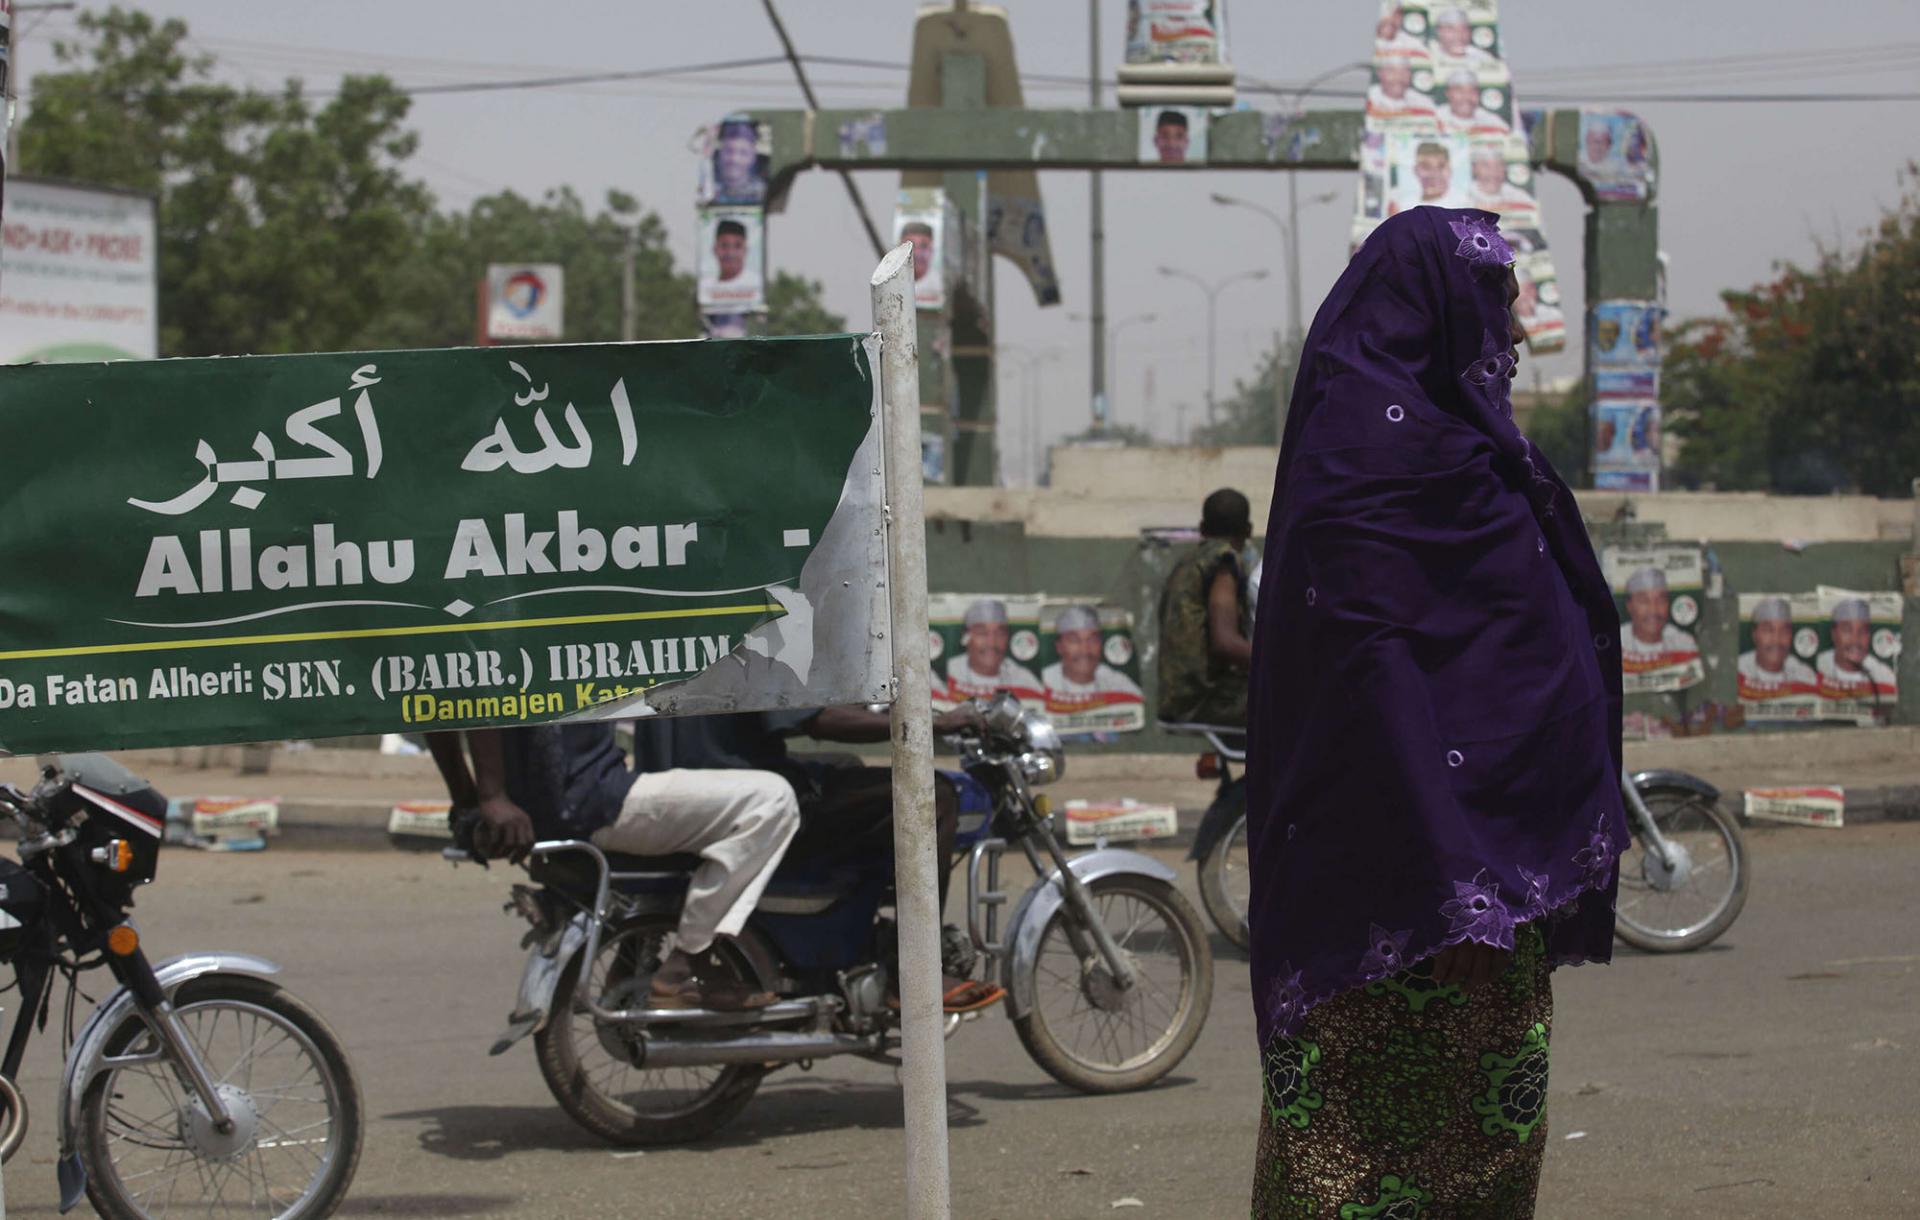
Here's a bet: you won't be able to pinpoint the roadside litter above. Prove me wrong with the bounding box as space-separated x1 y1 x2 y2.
1745 787 1844 828
164 795 280 851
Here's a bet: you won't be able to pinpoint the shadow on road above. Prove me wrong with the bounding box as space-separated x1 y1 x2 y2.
337 1195 524 1216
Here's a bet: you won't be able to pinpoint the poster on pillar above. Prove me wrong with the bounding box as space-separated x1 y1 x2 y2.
1124 1 1229 66
893 189 948 312
1579 109 1655 202
1386 132 1472 214
1737 593 1821 723
1505 228 1564 346
0 337 893 753
1811 587 1901 726
695 206 765 313
698 114 770 207
1591 400 1660 491
1603 547 1706 694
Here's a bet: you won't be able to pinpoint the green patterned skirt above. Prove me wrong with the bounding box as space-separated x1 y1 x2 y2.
1252 924 1552 1220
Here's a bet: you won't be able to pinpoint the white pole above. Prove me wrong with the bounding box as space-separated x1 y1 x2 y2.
870 242 951 1220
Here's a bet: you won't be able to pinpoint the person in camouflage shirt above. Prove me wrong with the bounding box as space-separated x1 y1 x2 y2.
1157 488 1255 726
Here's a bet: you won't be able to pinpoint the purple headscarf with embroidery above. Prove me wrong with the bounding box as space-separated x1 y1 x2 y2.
1246 206 1630 1049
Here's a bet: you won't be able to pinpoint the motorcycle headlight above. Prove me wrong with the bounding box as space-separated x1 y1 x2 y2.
1016 749 1063 787
1014 709 1065 785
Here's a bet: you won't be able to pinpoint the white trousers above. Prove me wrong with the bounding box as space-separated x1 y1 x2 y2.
592 769 800 955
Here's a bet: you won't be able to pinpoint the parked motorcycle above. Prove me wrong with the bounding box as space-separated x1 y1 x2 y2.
1614 766 1749 952
1167 726 1250 952
0 755 363 1219
452 694 1214 1145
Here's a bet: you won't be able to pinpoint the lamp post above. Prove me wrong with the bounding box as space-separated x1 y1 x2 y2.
1068 311 1157 430
1211 189 1339 441
1156 267 1268 430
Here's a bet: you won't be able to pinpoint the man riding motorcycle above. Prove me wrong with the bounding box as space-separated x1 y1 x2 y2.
426 724 799 1011
1157 487 1255 729
626 703 1007 1013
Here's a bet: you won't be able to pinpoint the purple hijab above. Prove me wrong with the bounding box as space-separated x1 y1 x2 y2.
1246 207 1630 1050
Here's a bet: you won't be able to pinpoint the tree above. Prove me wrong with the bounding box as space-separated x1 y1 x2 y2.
1665 168 1920 494
21 7 433 356
1192 343 1290 446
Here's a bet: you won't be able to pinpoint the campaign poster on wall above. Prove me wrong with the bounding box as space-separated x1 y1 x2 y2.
695 205 766 313
1367 54 1437 128
1385 131 1472 215
1037 603 1146 733
697 114 770 207
930 595 1045 709
1578 109 1655 202
1604 546 1706 694
1431 67 1512 137
1139 106 1210 165
1505 227 1564 346
1736 593 1822 722
1811 587 1901 726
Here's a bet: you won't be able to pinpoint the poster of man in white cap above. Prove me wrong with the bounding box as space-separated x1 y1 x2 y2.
1814 587 1901 724
935 596 1044 704
1040 604 1145 733
1737 593 1820 721
1604 547 1705 694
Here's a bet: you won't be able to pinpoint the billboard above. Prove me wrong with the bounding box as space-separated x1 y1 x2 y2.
0 178 159 364
485 263 565 342
0 336 891 752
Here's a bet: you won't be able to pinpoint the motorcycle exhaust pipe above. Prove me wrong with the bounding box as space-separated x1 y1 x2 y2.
639 1029 882 1068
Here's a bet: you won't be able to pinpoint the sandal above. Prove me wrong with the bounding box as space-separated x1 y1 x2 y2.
650 977 776 1012
885 976 1008 1014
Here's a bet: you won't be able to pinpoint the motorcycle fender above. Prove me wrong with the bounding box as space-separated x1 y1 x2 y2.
1000 849 1178 1020
492 913 591 1055
1631 769 1722 804
57 953 280 1210
1186 780 1247 863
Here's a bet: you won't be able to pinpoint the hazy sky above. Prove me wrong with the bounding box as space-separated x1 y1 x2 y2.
13 2 1920 479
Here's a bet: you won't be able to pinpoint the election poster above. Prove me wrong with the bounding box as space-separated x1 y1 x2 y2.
695 205 765 313
1386 131 1472 215
1506 227 1564 346
1139 106 1210 166
1432 68 1512 137
894 188 947 312
0 178 160 364
1124 0 1228 66
1603 546 1705 694
0 337 892 752
1578 109 1655 202
1367 55 1437 128
1038 603 1146 733
930 595 1045 710
1591 298 1662 491
1736 593 1821 722
698 114 770 207
1591 300 1661 367
1812 587 1901 726
1592 400 1660 491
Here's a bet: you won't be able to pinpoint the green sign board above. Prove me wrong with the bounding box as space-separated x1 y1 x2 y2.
0 337 891 752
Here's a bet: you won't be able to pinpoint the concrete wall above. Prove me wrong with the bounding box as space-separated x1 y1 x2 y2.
927 445 1915 544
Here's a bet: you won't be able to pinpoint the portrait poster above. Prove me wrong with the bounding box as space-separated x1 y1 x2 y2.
1736 593 1821 722
1037 603 1145 734
1578 109 1654 202
1810 587 1901 725
695 205 765 312
697 114 770 207
1590 300 1661 367
1464 135 1536 226
1431 67 1512 137
1428 2 1507 81
929 594 1044 711
1592 399 1660 491
1367 54 1438 128
1505 227 1564 350
894 188 946 312
1603 546 1705 694
1139 106 1210 165
1386 131 1472 215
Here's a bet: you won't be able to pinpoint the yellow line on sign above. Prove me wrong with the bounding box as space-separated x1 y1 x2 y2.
0 603 782 662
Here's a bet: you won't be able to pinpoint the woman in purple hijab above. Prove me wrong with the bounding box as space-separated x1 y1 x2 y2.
1246 207 1629 1218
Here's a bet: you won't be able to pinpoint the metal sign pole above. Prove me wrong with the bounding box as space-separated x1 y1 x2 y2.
870 242 952 1220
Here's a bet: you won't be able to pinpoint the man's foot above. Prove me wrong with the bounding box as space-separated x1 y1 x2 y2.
649 976 777 1012
886 975 1007 1014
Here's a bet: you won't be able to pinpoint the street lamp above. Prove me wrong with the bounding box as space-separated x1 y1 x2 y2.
1068 311 1157 429
1156 266 1268 429
1210 187 1341 368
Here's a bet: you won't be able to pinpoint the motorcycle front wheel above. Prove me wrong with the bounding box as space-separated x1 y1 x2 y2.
1012 875 1213 1093
534 913 765 1145
1614 785 1750 953
79 973 363 1220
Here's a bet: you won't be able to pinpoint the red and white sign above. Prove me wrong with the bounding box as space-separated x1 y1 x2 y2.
486 263 565 341
1 178 160 364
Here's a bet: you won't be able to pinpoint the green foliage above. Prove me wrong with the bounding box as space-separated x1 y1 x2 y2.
1524 386 1590 488
1192 343 1290 446
1665 169 1920 494
16 6 840 356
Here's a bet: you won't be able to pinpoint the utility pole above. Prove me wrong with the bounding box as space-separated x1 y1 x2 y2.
5 2 78 168
1158 266 1267 431
620 225 637 342
1088 0 1108 434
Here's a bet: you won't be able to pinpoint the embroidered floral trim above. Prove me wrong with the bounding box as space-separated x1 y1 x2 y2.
1358 923 1414 978
1462 329 1517 417
1441 869 1515 945
1517 867 1551 919
1267 965 1308 1031
1448 215 1513 270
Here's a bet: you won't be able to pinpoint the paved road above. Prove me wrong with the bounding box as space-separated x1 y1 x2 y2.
2 822 1914 1218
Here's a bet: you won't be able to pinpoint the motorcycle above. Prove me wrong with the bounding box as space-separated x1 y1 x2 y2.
0 755 363 1219
1179 741 1747 956
451 694 1214 1145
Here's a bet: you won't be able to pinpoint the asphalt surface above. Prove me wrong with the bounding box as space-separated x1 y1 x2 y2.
1 821 1914 1219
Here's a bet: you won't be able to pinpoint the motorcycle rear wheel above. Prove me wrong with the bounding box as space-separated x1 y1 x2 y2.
1012 875 1213 1093
1614 785 1749 953
79 974 363 1220
535 913 766 1145
1196 809 1252 952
